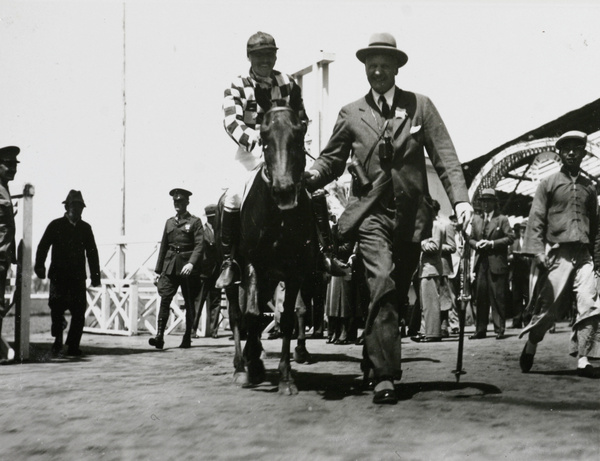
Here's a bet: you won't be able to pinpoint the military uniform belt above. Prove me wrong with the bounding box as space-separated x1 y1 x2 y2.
168 244 194 253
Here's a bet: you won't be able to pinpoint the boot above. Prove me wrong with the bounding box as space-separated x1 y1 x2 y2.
215 209 241 288
52 334 63 358
179 330 192 349
149 318 166 349
311 189 348 277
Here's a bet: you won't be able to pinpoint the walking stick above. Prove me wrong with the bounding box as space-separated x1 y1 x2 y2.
452 229 470 382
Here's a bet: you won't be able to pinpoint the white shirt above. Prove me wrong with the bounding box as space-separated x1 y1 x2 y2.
371 87 395 113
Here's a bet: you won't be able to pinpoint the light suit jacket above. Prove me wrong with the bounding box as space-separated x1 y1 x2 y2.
311 88 470 242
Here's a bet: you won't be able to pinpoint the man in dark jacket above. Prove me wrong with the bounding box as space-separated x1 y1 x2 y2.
150 188 204 349
469 188 514 340
519 131 600 377
35 190 101 357
305 33 472 404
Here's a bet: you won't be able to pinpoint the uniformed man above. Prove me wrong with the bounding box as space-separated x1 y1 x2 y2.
150 188 204 349
0 146 19 322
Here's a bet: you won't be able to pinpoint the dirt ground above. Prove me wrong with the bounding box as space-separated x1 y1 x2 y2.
1 315 599 461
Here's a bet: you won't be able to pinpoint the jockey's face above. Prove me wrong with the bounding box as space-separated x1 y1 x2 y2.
249 50 277 78
365 54 398 95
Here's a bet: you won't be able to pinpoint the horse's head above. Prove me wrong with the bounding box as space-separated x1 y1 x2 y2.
260 106 307 210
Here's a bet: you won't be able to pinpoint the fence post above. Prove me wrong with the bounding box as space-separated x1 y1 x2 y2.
129 282 138 335
15 183 34 361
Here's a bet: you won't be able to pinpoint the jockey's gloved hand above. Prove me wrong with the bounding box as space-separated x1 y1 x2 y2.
303 170 321 192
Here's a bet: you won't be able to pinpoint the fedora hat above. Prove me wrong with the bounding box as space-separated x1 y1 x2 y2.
555 130 587 150
356 32 408 68
63 189 86 207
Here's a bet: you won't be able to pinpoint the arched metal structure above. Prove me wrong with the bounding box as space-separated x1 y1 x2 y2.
462 98 600 221
466 136 600 219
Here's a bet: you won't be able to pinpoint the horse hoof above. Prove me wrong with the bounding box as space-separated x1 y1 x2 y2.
294 345 312 364
278 380 298 396
247 360 266 385
233 371 248 387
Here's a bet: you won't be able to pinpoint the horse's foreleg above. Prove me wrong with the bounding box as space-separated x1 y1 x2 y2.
226 287 247 386
242 265 265 387
293 291 313 364
244 313 266 386
278 285 300 395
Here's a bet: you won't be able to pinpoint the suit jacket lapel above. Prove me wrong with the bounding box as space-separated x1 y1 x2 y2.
391 87 411 138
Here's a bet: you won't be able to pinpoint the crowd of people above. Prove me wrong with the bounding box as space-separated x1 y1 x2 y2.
1 30 598 404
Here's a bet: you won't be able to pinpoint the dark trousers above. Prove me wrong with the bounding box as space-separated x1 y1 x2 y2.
358 209 421 380
474 258 508 335
49 278 87 350
157 272 203 334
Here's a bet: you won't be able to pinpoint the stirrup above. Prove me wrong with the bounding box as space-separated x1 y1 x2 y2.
215 259 241 288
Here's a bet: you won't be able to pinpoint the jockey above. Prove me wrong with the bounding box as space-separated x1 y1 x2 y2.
217 31 345 288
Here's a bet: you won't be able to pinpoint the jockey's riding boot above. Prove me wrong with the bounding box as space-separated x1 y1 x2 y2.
216 209 241 288
311 189 348 277
149 318 165 349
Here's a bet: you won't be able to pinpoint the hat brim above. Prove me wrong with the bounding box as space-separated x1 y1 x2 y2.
247 45 278 55
356 47 408 67
555 136 587 150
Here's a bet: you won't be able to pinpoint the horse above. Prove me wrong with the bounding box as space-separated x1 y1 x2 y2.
216 106 318 395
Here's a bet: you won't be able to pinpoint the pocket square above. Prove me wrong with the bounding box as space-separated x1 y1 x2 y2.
410 125 421 134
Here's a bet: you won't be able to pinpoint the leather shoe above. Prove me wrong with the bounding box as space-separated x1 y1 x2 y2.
373 389 398 405
519 343 534 373
179 337 192 349
577 365 597 378
469 332 487 340
363 377 376 391
411 335 441 343
496 333 505 340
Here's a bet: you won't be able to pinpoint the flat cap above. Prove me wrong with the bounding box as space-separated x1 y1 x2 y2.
555 130 587 150
480 188 497 200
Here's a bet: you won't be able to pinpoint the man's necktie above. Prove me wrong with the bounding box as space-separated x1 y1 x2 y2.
379 95 390 119
483 216 490 235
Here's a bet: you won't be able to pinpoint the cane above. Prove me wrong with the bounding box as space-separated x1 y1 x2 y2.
452 229 470 382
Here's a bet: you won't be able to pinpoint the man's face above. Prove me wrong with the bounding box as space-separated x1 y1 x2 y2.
66 202 84 222
365 54 398 94
481 199 495 213
559 140 586 172
248 50 277 78
173 196 189 214
0 159 18 183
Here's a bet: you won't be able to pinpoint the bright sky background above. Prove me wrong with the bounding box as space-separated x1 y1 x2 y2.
1 0 599 272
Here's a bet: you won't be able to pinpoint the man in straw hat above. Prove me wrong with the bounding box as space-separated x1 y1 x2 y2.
305 32 473 404
469 188 514 340
519 130 600 377
35 190 101 357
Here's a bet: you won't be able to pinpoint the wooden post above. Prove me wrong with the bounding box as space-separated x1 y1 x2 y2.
129 282 138 335
15 183 34 361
